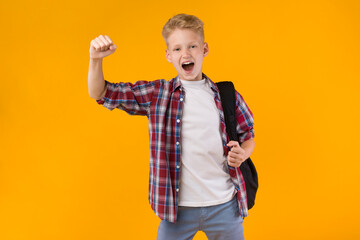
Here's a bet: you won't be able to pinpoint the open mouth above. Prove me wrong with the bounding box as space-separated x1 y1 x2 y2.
182 62 195 73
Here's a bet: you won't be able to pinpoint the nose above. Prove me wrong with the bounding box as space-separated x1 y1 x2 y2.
182 48 191 57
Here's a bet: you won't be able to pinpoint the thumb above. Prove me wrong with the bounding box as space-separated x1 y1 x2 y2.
109 44 117 51
227 140 237 147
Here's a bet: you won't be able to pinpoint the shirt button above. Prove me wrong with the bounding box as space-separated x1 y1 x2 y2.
177 119 180 123
176 142 180 145
176 165 180 169
180 98 184 101
176 188 179 192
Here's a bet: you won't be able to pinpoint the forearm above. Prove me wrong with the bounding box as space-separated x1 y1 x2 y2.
88 58 106 99
240 138 255 159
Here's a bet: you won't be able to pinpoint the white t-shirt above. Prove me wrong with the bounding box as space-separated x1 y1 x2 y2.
178 78 236 207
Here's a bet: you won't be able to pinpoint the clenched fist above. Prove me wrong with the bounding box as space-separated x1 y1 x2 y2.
89 35 117 60
226 141 249 168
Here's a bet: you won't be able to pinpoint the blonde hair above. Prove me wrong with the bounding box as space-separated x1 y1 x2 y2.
162 13 205 47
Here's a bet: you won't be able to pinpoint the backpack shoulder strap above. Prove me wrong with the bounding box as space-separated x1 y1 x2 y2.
216 81 238 142
217 81 259 210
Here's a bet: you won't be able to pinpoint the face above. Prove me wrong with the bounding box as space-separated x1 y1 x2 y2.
165 28 209 81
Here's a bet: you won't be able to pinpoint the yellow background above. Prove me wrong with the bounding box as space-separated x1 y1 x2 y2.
1 0 360 239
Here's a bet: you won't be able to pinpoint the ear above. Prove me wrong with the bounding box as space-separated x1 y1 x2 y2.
165 49 172 63
203 42 209 57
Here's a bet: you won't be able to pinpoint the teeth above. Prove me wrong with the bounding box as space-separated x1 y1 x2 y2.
183 62 193 65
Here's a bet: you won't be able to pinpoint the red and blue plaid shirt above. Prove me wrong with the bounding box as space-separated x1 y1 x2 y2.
96 72 255 223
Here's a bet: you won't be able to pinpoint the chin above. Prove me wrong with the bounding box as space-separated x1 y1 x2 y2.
182 75 195 81
183 72 200 80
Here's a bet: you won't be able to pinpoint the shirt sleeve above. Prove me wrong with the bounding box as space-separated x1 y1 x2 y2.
95 79 155 116
234 90 255 143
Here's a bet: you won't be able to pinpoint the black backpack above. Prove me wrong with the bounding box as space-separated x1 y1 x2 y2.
216 81 258 210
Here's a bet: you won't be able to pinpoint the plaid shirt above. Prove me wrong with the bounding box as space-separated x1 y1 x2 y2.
96 72 255 223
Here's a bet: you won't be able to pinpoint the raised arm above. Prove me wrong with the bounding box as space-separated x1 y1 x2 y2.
88 35 156 115
88 35 117 100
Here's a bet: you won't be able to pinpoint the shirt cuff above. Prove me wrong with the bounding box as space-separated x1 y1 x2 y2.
240 129 255 143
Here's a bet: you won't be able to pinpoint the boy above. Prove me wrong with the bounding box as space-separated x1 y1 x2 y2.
88 13 255 240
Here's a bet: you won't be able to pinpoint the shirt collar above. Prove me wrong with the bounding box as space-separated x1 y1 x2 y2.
172 72 220 96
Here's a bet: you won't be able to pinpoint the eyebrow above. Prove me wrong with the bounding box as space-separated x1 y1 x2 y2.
172 42 199 48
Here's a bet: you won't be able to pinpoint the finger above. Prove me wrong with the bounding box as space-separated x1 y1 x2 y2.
90 39 97 49
228 151 239 158
94 38 105 51
104 35 113 45
227 141 240 148
104 35 116 50
228 155 245 163
228 162 235 167
227 156 238 163
231 144 245 153
92 39 101 51
229 148 241 155
227 159 235 166
227 140 237 146
228 160 237 167
231 146 245 155
97 35 109 51
99 35 111 51
228 161 240 168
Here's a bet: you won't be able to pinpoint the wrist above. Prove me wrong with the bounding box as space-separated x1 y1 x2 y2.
90 58 103 63
244 148 251 159
240 139 254 159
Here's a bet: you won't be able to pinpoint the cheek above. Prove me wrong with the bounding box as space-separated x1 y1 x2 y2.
173 55 180 62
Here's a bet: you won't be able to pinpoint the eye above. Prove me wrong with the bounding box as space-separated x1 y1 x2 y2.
174 48 180 51
191 45 196 48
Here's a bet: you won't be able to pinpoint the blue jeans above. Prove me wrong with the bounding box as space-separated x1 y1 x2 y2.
156 195 244 240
